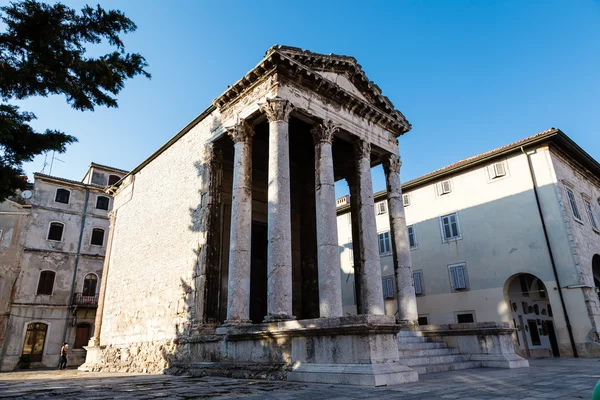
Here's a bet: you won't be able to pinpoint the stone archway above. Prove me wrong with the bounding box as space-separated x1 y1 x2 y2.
504 273 559 358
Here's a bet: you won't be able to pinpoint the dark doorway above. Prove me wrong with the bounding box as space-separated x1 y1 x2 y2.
74 323 91 349
250 222 268 323
544 321 560 357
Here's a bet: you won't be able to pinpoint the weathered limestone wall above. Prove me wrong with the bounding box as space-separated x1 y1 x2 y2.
100 111 222 354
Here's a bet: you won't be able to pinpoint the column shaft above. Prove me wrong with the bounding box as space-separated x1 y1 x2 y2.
354 141 385 315
225 122 253 324
383 154 418 323
312 121 343 318
261 98 295 322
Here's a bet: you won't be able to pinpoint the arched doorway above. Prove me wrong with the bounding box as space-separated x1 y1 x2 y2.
505 273 559 358
593 255 600 303
22 322 48 362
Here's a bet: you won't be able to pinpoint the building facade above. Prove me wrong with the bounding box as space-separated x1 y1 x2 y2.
0 163 126 371
337 129 600 358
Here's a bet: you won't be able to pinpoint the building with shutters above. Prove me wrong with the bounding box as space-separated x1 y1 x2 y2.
0 163 127 371
337 128 600 358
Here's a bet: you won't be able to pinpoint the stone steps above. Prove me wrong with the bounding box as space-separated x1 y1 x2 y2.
397 331 480 375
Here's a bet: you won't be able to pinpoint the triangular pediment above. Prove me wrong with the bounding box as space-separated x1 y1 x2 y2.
315 71 369 102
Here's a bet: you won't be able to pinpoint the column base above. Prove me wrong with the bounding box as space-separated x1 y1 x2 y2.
263 314 296 323
222 319 252 327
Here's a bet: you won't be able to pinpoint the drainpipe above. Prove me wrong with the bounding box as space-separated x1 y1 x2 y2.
62 187 90 344
521 146 578 357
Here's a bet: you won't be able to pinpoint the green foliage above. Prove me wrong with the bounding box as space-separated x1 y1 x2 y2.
0 0 150 200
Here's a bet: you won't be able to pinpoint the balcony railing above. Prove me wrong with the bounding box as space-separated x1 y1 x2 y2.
72 293 99 307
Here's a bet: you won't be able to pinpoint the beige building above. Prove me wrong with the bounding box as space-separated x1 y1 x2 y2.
337 128 600 358
0 163 126 371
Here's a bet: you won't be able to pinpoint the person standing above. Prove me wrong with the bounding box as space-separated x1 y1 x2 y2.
59 343 68 370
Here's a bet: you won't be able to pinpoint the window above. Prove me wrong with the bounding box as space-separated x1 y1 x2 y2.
108 175 121 185
456 312 475 323
566 187 582 221
440 213 461 241
449 263 468 290
585 201 599 231
96 195 110 210
487 162 507 180
82 273 98 296
403 194 411 207
22 323 48 362
413 271 424 295
36 271 55 295
407 225 417 249
382 276 395 299
437 180 452 196
47 222 64 241
417 316 429 326
90 228 105 246
55 188 70 204
378 231 391 254
377 201 387 215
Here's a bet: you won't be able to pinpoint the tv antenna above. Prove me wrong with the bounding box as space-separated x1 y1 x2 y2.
40 151 64 175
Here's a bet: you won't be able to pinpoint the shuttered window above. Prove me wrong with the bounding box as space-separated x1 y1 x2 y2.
437 180 452 195
382 276 395 299
403 194 411 207
440 213 460 241
488 162 507 179
378 232 391 254
566 187 582 221
376 201 387 215
449 263 468 290
407 225 417 248
413 271 423 295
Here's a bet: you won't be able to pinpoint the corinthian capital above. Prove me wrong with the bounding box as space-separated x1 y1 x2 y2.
382 153 402 175
354 140 371 160
226 120 254 144
311 120 339 144
260 97 293 122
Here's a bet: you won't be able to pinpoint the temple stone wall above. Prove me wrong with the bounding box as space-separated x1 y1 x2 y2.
100 111 222 348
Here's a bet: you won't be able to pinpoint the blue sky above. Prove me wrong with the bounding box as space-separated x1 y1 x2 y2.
11 0 600 196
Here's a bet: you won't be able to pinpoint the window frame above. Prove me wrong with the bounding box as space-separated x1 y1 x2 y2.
436 179 452 196
376 201 387 215
46 221 65 242
487 161 508 181
36 270 56 295
378 231 392 255
407 224 418 249
402 193 411 207
413 270 424 295
382 276 395 299
439 212 462 242
448 262 469 291
95 195 110 211
54 188 71 205
565 186 583 223
584 199 599 232
455 311 476 324
90 228 105 246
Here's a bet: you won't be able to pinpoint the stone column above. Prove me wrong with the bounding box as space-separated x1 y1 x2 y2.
311 120 343 318
224 121 254 325
260 97 295 322
87 209 117 347
383 154 418 323
354 140 385 315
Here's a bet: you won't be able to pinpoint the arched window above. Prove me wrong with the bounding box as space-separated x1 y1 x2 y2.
47 222 64 241
37 271 55 295
96 195 109 210
55 188 70 204
22 322 48 362
82 273 98 296
90 228 105 246
108 175 121 185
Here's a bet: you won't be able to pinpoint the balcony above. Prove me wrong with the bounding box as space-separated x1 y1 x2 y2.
72 293 99 307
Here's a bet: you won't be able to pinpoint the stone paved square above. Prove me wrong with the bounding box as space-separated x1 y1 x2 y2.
0 359 598 399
